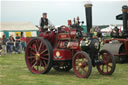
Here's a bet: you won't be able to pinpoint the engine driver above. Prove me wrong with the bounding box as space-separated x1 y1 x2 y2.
111 26 119 37
40 13 52 32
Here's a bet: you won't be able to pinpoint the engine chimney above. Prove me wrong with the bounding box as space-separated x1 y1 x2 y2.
84 4 93 33
122 5 128 33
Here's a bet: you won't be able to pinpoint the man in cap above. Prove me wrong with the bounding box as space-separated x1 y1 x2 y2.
40 12 52 31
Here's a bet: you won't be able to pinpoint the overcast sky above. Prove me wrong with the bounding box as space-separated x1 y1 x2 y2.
1 0 128 26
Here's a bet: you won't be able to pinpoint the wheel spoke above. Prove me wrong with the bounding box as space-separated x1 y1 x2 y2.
43 60 47 66
38 41 43 52
29 47 36 52
32 61 37 68
103 53 110 61
107 64 112 68
31 52 36 56
31 59 36 65
40 49 48 54
40 57 48 60
28 56 35 59
108 58 112 63
34 44 38 53
84 62 88 67
81 68 88 74
78 66 81 71
80 54 84 61
42 53 49 56
41 43 45 49
76 58 81 63
80 54 83 58
40 60 44 67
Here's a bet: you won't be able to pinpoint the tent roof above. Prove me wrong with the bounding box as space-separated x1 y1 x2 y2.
116 14 128 20
116 14 123 20
0 22 38 32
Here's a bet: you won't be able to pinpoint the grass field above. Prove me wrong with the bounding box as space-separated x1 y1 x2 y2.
0 53 128 85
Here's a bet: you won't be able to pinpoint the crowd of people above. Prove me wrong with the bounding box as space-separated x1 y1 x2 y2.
0 12 49 56
0 34 26 56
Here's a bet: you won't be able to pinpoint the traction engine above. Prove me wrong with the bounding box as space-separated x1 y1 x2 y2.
103 5 128 63
25 4 116 78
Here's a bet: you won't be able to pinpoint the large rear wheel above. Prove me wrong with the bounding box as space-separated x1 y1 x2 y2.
97 50 116 75
72 51 92 78
25 38 53 74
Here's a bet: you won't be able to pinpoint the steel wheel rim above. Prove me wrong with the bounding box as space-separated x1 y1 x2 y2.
26 38 49 74
73 53 89 78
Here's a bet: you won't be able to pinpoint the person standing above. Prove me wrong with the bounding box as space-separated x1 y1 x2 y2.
0 38 2 56
20 35 26 51
1 34 7 55
95 26 102 37
111 26 119 38
7 35 15 53
15 33 21 53
40 13 52 31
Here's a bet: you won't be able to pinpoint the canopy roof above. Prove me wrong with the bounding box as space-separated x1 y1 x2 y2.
116 14 123 20
0 22 38 32
116 14 128 20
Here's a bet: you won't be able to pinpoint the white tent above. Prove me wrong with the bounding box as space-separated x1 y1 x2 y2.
101 24 123 33
0 22 38 38
101 24 123 36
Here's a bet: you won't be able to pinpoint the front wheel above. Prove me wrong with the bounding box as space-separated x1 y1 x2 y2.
96 50 116 75
25 38 53 74
72 51 92 78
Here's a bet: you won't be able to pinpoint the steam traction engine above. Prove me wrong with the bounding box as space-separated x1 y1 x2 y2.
103 5 128 63
25 4 116 78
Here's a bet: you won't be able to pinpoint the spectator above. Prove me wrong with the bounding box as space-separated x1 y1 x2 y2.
0 45 2 56
0 38 2 56
7 35 15 53
21 35 26 51
111 26 119 38
1 34 8 55
15 33 21 53
95 26 102 37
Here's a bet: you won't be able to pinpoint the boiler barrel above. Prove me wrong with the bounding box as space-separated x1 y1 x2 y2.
84 4 93 33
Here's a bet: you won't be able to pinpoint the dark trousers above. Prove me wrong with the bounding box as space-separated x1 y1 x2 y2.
7 44 14 53
15 42 21 53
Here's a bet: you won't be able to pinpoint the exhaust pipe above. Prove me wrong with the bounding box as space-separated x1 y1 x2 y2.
84 4 93 33
122 5 128 33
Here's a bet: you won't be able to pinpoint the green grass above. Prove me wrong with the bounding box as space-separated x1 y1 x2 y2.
0 54 128 85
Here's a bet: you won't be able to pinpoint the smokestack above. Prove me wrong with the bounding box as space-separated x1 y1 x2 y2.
84 4 93 33
122 5 128 33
